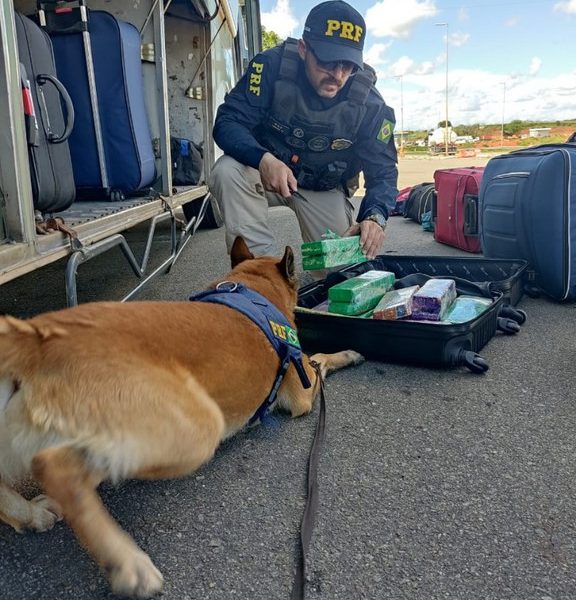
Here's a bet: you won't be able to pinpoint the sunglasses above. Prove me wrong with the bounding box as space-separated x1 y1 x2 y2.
307 46 359 75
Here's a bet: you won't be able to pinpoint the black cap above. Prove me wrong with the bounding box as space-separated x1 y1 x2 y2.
303 1 366 69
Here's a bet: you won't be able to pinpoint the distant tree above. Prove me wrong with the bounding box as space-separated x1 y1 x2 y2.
504 119 525 136
262 27 283 50
454 124 481 137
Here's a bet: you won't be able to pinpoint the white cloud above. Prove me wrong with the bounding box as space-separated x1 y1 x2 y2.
364 42 393 67
505 17 519 27
450 32 470 47
529 57 542 76
365 0 437 38
389 56 415 77
554 0 576 14
415 61 435 76
261 0 299 39
382 57 434 77
457 8 469 21
377 68 576 130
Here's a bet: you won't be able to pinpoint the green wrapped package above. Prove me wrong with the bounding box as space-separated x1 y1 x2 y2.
327 270 394 316
328 270 395 303
372 285 420 320
328 297 382 316
299 299 373 318
442 296 492 323
301 233 367 270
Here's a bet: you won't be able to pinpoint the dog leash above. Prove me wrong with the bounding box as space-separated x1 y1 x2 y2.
291 360 325 600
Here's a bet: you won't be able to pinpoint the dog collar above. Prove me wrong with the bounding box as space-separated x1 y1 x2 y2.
190 282 312 425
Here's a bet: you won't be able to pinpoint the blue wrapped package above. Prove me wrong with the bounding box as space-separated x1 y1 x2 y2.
411 279 457 321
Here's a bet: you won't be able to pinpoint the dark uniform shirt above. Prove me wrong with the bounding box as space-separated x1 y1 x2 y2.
213 43 398 221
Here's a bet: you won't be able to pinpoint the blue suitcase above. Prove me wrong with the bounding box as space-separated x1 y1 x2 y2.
479 144 576 301
41 7 156 197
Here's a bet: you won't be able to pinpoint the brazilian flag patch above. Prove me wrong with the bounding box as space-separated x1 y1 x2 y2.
269 320 301 348
377 119 394 144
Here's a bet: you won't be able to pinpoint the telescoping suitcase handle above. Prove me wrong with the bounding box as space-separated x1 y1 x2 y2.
463 193 479 236
38 1 88 35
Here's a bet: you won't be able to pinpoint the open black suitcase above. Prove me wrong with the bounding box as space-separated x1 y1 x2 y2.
15 11 75 213
296 256 528 373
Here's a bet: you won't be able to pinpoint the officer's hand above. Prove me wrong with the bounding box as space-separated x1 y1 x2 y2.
343 220 386 260
259 152 298 198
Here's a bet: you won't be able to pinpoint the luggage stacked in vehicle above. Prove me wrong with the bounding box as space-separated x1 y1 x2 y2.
433 166 484 253
479 143 576 301
15 11 75 214
296 255 527 373
38 1 156 200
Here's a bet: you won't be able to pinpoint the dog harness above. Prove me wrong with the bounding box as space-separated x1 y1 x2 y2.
190 281 312 425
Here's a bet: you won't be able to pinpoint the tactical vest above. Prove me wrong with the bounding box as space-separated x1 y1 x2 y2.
255 38 374 191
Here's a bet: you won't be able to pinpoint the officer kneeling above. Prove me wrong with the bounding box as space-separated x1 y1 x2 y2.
209 0 398 265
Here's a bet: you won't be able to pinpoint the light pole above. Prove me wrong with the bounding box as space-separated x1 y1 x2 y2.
395 75 405 155
435 22 449 156
501 81 506 148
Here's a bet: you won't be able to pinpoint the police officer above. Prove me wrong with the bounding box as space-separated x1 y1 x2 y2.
210 0 398 262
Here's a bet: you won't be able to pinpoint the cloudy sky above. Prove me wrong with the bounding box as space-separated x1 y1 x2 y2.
258 0 576 131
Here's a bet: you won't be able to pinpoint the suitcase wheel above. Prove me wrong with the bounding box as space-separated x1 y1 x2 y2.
524 284 541 298
108 189 125 202
499 305 527 326
497 317 521 334
459 350 489 374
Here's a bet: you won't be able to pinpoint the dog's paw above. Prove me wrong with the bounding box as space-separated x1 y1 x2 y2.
108 550 164 599
26 494 63 532
344 350 365 366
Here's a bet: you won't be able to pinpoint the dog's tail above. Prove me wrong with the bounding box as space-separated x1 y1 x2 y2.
0 315 67 376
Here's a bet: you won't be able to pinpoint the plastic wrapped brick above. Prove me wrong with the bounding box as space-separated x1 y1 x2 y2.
328 270 395 303
301 235 367 270
372 285 420 320
442 296 492 323
328 296 383 316
411 279 457 321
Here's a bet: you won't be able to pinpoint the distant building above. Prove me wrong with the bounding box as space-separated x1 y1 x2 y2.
529 127 552 138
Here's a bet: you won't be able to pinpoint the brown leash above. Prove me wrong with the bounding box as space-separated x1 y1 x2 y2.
291 360 325 600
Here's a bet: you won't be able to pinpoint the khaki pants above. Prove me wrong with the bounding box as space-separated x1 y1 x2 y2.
209 155 355 256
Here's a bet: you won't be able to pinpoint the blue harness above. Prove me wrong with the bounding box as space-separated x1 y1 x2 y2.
190 281 312 425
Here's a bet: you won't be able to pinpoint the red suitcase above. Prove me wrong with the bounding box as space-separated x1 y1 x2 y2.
433 167 484 253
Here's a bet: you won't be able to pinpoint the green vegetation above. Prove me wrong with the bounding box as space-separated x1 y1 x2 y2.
262 27 283 50
398 118 575 155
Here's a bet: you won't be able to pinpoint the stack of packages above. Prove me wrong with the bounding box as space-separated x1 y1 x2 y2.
314 276 493 324
374 278 492 323
301 231 367 271
328 270 396 317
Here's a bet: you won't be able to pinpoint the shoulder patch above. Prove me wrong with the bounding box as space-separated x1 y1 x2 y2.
377 119 394 144
247 60 265 98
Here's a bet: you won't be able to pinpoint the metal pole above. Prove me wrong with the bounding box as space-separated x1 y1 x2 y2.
400 75 405 151
435 22 449 156
501 82 506 148
395 75 404 155
443 24 449 156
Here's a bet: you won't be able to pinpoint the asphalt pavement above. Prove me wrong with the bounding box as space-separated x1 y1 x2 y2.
1 198 575 600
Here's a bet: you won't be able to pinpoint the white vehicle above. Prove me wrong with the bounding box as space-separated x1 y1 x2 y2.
454 135 475 145
427 126 457 154
0 0 260 305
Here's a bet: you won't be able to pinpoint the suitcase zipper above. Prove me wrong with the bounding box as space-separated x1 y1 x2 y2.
492 171 530 179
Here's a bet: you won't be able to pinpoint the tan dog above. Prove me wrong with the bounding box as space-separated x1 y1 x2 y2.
0 237 363 598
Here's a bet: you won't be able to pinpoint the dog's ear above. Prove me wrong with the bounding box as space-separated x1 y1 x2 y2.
230 236 254 268
277 246 296 283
